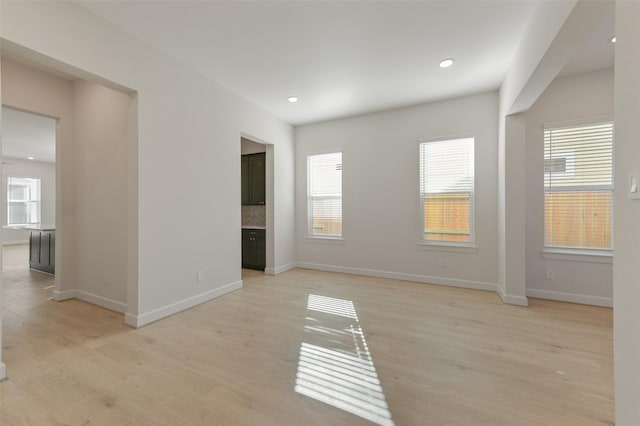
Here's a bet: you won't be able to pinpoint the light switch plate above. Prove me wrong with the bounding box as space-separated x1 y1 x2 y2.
630 171 640 200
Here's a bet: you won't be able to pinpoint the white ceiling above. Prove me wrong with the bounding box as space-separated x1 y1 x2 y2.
77 1 614 126
2 107 56 163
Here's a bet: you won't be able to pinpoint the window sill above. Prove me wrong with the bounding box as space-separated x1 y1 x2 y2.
418 242 478 253
306 236 345 244
541 248 612 264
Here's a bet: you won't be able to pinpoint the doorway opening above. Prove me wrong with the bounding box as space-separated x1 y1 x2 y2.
1 107 57 311
240 136 274 276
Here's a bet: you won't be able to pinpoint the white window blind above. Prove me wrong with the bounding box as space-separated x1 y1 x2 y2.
544 122 613 250
419 138 474 244
7 176 41 225
307 152 342 237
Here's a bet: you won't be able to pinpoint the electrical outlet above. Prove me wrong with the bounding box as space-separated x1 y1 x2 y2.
545 268 554 280
437 257 446 268
197 271 204 282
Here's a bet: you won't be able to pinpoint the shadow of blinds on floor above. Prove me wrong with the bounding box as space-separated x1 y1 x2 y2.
295 294 395 426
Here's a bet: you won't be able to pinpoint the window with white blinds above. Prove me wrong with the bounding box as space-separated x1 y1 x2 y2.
544 122 613 250
307 152 342 238
419 137 475 245
7 176 41 226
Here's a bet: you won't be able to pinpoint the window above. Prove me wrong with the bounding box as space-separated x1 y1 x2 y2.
544 122 613 251
419 137 475 245
307 152 342 238
7 176 41 225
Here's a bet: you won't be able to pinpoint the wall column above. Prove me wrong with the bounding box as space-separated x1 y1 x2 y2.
497 113 528 305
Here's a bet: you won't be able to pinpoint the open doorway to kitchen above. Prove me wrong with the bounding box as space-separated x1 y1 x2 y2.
1 107 57 312
240 136 275 276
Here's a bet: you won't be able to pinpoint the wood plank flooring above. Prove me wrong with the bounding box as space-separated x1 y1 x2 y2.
1 247 613 425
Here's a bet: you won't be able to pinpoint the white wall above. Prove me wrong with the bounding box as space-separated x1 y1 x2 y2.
1 158 56 244
0 1 295 329
614 1 640 423
72 80 130 311
295 92 499 290
525 69 614 306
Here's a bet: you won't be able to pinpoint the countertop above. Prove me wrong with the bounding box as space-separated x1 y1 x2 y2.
242 226 266 230
4 224 56 231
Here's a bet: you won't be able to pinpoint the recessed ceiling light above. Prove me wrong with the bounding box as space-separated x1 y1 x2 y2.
611 36 616 43
439 58 454 68
288 96 299 103
27 156 35 160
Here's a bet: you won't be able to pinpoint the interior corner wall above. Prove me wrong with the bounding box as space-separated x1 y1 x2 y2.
614 0 640 423
497 110 507 296
126 93 139 318
0 59 75 297
502 112 528 305
72 79 130 312
273 132 295 272
1 1 295 326
1 158 56 245
525 68 614 306
295 91 499 290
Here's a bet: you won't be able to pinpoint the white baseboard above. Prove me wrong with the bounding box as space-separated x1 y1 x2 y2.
527 288 612 307
52 289 75 301
296 262 497 293
75 290 127 313
496 285 529 306
124 313 137 327
124 280 243 328
264 262 297 275
0 362 6 381
2 240 29 246
52 289 126 312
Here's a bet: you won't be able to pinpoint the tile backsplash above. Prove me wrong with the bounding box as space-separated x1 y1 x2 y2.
242 205 266 227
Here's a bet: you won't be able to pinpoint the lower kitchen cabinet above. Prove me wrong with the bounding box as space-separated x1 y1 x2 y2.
29 230 55 274
242 228 265 270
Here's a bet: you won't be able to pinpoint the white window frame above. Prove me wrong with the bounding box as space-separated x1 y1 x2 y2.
541 118 614 261
306 151 343 240
418 136 476 249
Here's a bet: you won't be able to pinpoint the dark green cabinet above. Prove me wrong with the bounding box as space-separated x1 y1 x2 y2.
29 230 55 274
241 156 250 205
242 228 265 270
241 153 265 205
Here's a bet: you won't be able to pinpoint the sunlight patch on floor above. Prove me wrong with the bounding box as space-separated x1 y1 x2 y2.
295 294 394 426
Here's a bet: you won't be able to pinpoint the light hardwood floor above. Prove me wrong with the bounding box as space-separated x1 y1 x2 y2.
1 247 613 425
